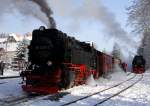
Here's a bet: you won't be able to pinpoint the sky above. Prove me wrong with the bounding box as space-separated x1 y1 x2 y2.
49 0 137 56
0 0 138 58
101 0 130 28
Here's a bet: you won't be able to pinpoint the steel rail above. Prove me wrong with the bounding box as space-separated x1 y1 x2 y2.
61 74 136 106
94 74 143 106
0 76 20 79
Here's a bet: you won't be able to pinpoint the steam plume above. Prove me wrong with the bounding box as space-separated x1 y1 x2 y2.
0 0 56 28
85 0 137 49
50 0 137 50
31 0 56 28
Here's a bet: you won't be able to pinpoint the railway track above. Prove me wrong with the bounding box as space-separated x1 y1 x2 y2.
0 76 20 85
60 74 143 106
0 94 45 106
0 74 140 106
0 92 70 106
94 74 143 106
0 95 29 106
0 76 20 79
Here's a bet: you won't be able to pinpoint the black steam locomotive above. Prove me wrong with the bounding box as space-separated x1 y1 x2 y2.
132 55 146 74
21 26 120 94
21 26 97 94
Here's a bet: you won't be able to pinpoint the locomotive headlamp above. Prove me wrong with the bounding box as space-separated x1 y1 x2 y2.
47 61 52 66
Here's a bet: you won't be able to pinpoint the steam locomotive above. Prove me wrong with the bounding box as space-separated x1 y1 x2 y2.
132 55 145 74
21 26 122 94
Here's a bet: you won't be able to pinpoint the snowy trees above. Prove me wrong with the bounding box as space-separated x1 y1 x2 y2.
111 43 123 59
16 38 29 61
138 30 150 69
128 0 150 33
128 0 150 69
14 38 30 71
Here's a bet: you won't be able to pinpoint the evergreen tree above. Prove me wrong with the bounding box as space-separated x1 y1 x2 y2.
102 48 107 54
14 38 30 71
16 38 29 61
112 43 122 59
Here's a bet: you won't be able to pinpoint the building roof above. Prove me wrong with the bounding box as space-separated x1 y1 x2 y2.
9 33 23 42
24 32 32 40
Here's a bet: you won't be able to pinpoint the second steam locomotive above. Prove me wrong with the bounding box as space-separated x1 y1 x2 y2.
132 55 145 74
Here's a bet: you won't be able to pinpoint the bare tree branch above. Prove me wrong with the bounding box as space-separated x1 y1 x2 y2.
128 0 150 33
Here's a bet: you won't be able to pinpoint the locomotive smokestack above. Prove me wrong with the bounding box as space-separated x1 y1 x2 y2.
31 0 56 28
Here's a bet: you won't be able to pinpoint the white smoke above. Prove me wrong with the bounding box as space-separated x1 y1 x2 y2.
49 0 137 52
86 75 98 86
14 0 50 27
110 64 127 80
0 0 138 55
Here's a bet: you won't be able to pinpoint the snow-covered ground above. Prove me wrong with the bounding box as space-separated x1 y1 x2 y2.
0 69 20 77
0 69 150 106
101 72 150 106
0 78 26 103
18 70 136 106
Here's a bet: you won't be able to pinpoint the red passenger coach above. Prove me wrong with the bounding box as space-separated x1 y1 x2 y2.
96 51 113 77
